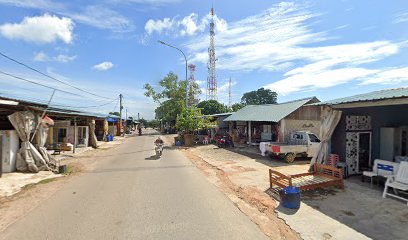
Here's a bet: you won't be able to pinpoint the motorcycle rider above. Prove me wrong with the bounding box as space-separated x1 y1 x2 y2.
154 136 164 156
154 136 164 144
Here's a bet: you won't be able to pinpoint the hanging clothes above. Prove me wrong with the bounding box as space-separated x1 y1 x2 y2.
89 119 99 148
310 106 342 168
8 111 57 173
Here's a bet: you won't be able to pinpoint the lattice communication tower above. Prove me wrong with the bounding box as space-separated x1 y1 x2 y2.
207 6 217 100
188 64 198 106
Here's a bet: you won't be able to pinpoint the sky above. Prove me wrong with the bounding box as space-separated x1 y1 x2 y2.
0 0 408 119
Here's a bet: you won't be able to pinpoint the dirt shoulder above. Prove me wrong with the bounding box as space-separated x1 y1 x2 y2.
0 136 130 233
166 137 301 240
172 140 377 240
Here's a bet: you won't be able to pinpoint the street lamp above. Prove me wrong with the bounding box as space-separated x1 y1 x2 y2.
158 40 189 108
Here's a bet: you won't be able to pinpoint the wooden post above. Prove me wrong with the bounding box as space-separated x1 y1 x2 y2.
73 118 77 154
0 134 2 178
248 121 252 144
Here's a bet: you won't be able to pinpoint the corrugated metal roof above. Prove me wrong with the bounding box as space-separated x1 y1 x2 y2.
47 108 107 119
204 112 234 117
224 97 318 122
0 94 107 119
315 87 408 106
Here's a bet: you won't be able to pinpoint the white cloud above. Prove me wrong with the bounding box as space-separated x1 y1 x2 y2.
264 41 400 95
33 52 76 63
182 2 407 95
93 61 114 71
55 54 76 62
180 13 199 36
144 12 227 36
0 14 74 44
145 18 176 35
393 12 408 24
185 2 323 71
33 51 50 62
68 5 134 32
0 0 63 10
360 67 408 85
0 1 134 32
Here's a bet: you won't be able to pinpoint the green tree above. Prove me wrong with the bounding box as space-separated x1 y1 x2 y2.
147 119 160 128
175 107 210 134
197 100 229 115
187 81 200 107
139 118 148 127
231 103 246 112
241 88 278 105
144 72 201 123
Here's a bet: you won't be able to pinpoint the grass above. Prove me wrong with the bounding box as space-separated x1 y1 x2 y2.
21 164 74 191
21 177 58 190
62 164 74 176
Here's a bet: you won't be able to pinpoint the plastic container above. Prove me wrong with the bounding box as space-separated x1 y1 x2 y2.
279 186 301 209
175 140 182 146
59 165 67 174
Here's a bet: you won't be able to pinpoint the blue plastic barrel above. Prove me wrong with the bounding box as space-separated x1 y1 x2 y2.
109 134 113 141
279 186 301 209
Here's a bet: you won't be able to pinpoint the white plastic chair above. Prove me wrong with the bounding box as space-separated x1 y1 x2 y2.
383 161 408 205
363 159 399 186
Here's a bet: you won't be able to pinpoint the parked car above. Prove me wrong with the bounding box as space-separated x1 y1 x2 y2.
265 131 320 163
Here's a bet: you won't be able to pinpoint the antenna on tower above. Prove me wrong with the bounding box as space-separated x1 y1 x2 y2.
207 5 217 100
228 78 232 107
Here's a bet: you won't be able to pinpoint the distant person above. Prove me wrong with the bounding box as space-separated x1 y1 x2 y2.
154 136 164 144
138 125 142 136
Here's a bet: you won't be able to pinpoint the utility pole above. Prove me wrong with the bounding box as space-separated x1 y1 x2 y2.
119 94 123 136
73 117 77 154
125 108 128 134
229 77 232 108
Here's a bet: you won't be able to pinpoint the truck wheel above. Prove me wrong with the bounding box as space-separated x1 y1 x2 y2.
285 153 295 163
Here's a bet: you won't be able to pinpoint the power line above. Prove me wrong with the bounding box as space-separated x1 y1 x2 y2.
50 97 120 109
0 70 83 97
109 96 120 115
0 51 113 100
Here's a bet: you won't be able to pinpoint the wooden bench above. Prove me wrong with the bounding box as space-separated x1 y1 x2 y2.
269 164 344 191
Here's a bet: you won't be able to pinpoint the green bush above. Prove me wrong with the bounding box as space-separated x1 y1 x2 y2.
175 107 211 134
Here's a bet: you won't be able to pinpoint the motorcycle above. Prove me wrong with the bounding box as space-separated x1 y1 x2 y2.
155 143 163 157
216 134 234 148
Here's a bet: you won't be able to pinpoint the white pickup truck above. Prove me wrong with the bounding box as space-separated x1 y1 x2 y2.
264 131 320 163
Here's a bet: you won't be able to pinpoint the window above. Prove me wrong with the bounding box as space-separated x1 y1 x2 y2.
308 134 320 143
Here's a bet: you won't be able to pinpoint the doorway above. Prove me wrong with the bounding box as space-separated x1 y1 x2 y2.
358 132 371 172
346 131 372 175
57 128 67 143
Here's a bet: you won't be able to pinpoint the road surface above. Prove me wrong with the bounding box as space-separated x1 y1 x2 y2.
0 132 268 240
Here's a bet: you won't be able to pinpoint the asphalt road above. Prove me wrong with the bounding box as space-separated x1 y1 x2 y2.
0 132 268 240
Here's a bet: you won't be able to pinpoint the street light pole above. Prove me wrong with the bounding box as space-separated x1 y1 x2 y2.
158 40 189 109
